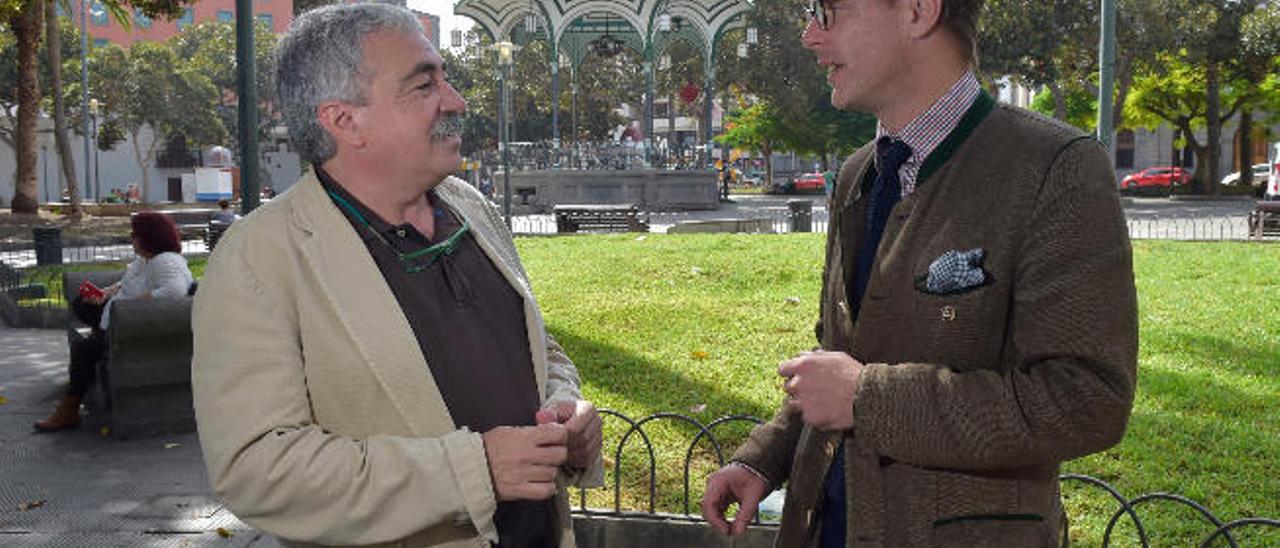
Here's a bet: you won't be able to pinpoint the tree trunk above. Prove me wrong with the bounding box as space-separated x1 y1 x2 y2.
1203 60 1221 195
130 129 158 204
763 139 773 187
47 0 82 217
1048 81 1068 122
1239 110 1253 188
10 5 44 213
1112 56 1133 131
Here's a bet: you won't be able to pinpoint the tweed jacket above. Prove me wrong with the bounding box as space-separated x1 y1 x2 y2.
733 98 1138 547
192 171 603 548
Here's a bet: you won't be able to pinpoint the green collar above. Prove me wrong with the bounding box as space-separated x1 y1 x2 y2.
915 90 996 187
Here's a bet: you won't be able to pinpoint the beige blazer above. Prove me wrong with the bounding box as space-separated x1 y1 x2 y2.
192 171 602 548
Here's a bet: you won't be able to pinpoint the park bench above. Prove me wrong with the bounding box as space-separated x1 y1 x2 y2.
554 204 650 233
1249 201 1280 240
63 270 196 439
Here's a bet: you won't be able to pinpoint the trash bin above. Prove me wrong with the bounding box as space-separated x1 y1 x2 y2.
32 227 64 266
788 200 813 233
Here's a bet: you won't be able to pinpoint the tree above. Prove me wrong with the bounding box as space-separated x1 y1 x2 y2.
102 41 224 202
170 20 278 175
980 0 1095 122
1 2 43 213
1125 52 1248 189
46 0 80 214
1161 0 1266 194
1232 3 1280 188
0 0 191 213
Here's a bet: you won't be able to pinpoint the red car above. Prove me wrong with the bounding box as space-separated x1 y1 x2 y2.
792 172 826 192
1120 166 1192 190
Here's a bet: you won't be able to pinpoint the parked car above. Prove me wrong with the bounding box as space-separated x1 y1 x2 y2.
1220 164 1271 187
792 172 826 193
1120 166 1192 190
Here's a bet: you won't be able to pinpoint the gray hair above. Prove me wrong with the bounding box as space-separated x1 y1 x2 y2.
276 4 426 165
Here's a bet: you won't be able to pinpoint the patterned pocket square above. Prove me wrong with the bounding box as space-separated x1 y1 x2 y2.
914 248 989 295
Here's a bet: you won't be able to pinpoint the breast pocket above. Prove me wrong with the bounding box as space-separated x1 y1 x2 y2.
913 287 1003 372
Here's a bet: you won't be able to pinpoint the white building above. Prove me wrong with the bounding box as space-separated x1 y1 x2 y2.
1 115 302 205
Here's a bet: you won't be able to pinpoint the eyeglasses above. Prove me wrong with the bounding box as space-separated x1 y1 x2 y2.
326 189 471 274
806 0 834 30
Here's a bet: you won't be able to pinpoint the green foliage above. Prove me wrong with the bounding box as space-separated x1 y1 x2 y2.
1030 86 1097 132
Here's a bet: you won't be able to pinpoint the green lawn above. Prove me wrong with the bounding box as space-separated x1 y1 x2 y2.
517 235 1280 546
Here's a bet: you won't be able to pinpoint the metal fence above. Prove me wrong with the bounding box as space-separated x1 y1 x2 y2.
513 208 1268 242
575 410 1280 546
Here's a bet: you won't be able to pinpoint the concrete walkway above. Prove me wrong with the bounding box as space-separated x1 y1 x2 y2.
0 324 278 547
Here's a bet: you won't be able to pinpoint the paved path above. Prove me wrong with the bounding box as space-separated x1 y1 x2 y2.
0 325 278 547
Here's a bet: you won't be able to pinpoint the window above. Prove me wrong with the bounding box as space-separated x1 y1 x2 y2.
217 10 233 22
177 8 194 29
255 13 273 30
90 2 108 26
1115 130 1135 169
93 38 109 48
134 8 152 29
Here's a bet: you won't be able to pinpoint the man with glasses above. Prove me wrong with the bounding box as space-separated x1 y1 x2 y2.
703 1 1137 546
192 5 602 547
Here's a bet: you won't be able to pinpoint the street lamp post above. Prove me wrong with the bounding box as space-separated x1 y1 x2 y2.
89 99 100 201
80 0 92 202
495 41 516 229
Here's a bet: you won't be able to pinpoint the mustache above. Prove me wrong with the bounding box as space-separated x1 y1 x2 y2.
431 115 464 140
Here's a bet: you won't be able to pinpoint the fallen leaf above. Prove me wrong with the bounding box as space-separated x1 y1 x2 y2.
690 403 707 413
17 500 44 511
785 296 801 305
216 527 233 538
0 396 7 405
164 443 181 449
772 326 797 334
691 350 709 360
603 456 615 469
99 426 110 437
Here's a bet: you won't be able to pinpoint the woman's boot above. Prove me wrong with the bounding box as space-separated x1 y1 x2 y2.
33 394 82 432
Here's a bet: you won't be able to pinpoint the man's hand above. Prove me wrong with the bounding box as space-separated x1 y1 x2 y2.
537 400 602 469
701 464 769 536
482 423 568 501
778 350 863 431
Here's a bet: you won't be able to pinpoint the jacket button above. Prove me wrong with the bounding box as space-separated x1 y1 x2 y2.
940 305 956 322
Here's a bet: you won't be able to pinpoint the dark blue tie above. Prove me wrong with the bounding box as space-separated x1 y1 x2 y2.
821 136 912 548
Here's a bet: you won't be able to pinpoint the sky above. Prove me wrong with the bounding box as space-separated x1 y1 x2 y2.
407 0 475 50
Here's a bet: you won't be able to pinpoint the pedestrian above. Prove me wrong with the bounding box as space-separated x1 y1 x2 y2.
701 1 1137 546
210 199 238 224
191 5 603 547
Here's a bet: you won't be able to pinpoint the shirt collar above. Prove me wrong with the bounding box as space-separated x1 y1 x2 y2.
875 71 981 186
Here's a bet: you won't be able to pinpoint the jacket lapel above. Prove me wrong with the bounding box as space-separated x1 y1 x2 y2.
290 172 455 436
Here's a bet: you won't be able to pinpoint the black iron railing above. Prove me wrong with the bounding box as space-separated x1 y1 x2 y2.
576 410 1280 546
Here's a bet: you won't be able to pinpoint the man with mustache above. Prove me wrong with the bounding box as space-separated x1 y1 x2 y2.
702 0 1137 546
191 4 602 547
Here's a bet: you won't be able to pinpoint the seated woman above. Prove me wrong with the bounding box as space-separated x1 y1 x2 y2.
34 211 195 432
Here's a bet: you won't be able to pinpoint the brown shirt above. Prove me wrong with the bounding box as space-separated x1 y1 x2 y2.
317 169 552 547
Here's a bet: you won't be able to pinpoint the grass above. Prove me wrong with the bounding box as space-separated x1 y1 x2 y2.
517 235 1280 546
